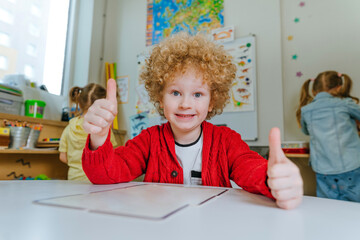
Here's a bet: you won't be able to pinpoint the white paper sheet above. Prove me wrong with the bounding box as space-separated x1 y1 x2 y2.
35 184 227 220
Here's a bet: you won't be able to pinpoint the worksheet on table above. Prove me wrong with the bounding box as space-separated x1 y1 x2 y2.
34 184 227 220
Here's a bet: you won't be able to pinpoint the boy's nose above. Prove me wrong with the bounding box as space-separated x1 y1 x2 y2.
179 96 192 109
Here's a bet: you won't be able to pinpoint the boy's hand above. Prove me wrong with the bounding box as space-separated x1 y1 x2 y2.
267 127 303 209
83 79 118 149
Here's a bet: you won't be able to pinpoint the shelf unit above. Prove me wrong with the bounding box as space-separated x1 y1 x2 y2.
0 112 68 141
0 113 68 180
285 153 310 158
0 113 127 180
0 149 59 154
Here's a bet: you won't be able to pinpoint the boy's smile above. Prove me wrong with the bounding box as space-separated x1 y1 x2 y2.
160 67 212 144
175 114 195 118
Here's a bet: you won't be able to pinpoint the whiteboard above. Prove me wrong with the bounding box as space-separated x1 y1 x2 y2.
209 35 258 141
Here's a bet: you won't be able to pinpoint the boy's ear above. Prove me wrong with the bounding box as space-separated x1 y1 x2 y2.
208 101 213 112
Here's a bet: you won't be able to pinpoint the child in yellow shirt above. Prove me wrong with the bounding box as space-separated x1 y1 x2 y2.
59 83 117 181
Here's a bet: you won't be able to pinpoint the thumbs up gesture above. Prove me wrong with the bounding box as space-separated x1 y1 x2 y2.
83 79 118 149
267 128 303 209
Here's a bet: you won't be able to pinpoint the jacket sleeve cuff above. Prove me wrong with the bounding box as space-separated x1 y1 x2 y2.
263 175 275 200
82 130 116 184
83 130 113 155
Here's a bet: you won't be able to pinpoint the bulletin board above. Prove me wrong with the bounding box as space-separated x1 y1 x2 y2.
209 35 258 141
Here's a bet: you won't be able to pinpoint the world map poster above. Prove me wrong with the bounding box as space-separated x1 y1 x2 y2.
146 0 224 46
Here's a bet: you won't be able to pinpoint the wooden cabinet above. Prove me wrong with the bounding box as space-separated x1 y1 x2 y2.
0 113 127 180
0 113 69 180
286 153 316 196
0 149 68 180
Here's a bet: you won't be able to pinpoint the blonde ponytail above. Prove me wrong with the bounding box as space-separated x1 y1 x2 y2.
68 86 82 116
338 73 359 103
296 79 313 127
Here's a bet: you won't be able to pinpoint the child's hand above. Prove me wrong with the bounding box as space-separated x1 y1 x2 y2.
83 79 118 149
267 127 303 209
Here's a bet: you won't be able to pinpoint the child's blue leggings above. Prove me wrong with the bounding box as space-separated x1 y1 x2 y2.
316 166 360 202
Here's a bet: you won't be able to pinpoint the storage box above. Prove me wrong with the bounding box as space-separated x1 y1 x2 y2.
281 141 309 154
25 99 46 118
0 91 23 115
0 127 10 148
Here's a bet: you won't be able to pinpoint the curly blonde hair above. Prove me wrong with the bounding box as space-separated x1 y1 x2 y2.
140 32 237 119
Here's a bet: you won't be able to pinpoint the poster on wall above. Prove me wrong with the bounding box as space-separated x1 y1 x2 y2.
136 54 159 118
116 75 129 104
129 112 149 138
211 26 234 44
222 35 256 112
146 0 224 46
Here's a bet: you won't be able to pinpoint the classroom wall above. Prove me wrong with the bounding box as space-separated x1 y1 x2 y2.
281 0 360 141
75 0 360 145
101 0 284 145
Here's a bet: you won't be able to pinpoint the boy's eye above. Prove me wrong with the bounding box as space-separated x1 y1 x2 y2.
172 91 180 96
194 92 202 98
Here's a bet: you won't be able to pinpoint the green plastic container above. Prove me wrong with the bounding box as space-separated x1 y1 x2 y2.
25 100 46 118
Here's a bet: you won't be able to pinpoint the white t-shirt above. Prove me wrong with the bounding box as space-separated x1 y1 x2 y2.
175 132 203 185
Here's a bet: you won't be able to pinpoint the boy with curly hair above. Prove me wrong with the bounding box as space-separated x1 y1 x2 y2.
82 32 303 209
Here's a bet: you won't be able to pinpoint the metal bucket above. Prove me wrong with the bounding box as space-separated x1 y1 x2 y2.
8 127 31 149
26 129 41 148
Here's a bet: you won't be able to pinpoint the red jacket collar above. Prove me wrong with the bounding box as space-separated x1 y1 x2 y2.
162 121 214 182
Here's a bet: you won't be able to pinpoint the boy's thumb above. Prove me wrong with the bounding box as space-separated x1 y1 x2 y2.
106 79 117 105
268 127 285 165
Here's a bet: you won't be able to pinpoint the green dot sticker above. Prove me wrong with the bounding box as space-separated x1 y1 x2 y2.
246 43 251 47
237 102 241 106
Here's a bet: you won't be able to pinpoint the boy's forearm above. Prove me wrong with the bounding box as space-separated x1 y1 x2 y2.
89 133 108 150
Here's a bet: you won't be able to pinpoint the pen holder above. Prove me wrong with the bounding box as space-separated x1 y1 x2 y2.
8 127 31 149
26 129 41 149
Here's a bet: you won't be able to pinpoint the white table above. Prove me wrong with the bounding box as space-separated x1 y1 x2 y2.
0 180 359 240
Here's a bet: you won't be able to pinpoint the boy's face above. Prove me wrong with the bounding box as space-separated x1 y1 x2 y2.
160 67 212 142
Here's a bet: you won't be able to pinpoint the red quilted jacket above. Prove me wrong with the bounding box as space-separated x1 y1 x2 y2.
82 121 273 199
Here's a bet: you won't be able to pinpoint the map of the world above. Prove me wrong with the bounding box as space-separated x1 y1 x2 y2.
146 0 224 46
